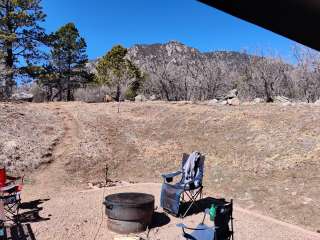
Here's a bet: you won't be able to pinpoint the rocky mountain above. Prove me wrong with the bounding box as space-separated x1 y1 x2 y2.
126 40 252 72
90 41 296 101
124 41 259 100
89 40 253 74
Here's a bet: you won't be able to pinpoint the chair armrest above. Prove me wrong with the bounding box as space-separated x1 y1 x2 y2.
176 223 212 231
161 171 182 183
0 182 17 192
161 171 182 179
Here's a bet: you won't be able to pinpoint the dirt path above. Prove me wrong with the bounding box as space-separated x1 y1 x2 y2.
26 104 81 197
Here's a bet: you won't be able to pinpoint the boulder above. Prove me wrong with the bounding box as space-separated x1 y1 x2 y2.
274 96 290 103
105 95 113 102
11 92 33 102
149 95 158 101
225 89 238 99
253 98 264 103
135 94 146 102
220 100 228 105
227 97 241 106
282 102 291 106
314 99 320 105
207 99 218 105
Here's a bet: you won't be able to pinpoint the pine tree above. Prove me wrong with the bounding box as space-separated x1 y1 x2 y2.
46 23 89 101
96 45 143 101
0 0 46 98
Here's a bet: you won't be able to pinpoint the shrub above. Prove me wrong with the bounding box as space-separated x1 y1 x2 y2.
30 84 48 102
124 87 137 101
74 85 110 103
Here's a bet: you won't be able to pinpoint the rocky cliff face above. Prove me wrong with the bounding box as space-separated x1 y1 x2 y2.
90 40 252 74
126 40 252 72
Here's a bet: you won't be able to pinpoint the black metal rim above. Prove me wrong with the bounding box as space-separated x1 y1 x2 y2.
104 192 155 207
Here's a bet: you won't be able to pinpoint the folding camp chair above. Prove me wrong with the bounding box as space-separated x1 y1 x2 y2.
160 152 205 218
177 199 234 240
1 183 22 223
0 169 23 225
214 200 234 240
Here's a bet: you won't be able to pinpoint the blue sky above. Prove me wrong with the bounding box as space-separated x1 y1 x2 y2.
42 0 297 61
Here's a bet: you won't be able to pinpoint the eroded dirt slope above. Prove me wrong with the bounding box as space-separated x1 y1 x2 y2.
0 103 63 174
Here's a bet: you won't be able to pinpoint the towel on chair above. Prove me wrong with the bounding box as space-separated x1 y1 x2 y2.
182 151 200 185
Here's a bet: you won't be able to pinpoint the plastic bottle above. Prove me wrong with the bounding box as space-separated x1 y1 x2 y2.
209 203 216 221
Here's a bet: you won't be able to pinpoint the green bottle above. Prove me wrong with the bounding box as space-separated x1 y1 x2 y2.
209 204 216 221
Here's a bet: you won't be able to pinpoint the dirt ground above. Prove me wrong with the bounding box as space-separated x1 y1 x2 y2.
1 101 320 237
21 183 320 240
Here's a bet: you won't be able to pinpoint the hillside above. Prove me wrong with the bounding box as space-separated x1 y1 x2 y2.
88 41 298 102
88 41 254 75
1 101 319 232
127 41 252 72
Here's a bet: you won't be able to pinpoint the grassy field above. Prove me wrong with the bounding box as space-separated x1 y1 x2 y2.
1 101 319 231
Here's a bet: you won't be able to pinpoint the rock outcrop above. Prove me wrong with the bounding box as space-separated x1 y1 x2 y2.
227 97 241 106
274 96 290 103
11 92 34 102
105 95 113 102
135 95 146 102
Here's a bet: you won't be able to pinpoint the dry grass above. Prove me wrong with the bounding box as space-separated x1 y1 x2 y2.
0 102 63 173
1 101 319 231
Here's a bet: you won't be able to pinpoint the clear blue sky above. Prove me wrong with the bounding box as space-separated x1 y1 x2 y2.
42 0 297 61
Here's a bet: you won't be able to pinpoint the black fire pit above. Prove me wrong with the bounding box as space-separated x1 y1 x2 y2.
103 192 155 234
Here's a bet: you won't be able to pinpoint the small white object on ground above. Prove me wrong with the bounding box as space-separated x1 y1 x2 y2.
114 236 141 240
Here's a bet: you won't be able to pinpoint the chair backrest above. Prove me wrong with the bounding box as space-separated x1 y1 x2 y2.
181 153 205 184
214 200 233 240
0 168 6 188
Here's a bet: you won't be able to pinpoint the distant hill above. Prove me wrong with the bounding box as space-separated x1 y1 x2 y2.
126 40 253 72
89 40 254 74
89 41 296 101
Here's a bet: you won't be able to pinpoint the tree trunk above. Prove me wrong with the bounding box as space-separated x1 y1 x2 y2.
3 1 15 98
116 83 121 102
4 38 15 98
264 80 273 102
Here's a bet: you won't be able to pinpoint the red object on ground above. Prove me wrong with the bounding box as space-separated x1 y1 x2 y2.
0 168 6 188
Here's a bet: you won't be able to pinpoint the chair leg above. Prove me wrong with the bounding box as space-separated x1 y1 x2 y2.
181 188 203 218
230 200 234 240
4 200 20 223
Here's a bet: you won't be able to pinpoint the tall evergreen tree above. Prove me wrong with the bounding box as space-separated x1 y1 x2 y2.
45 23 89 101
0 0 46 98
96 45 143 101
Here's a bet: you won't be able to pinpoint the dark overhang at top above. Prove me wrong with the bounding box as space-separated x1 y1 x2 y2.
198 0 320 51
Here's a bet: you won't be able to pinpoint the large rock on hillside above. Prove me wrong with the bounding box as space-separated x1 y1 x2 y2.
227 97 241 106
314 99 320 105
135 95 146 102
149 95 158 101
11 92 33 102
105 95 113 102
254 98 264 103
274 96 290 103
207 99 218 105
225 89 238 99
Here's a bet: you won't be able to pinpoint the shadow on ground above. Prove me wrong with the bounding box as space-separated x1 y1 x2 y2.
18 199 51 223
181 197 230 217
150 211 171 229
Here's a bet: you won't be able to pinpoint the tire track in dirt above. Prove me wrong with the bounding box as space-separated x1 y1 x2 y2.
27 103 81 197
